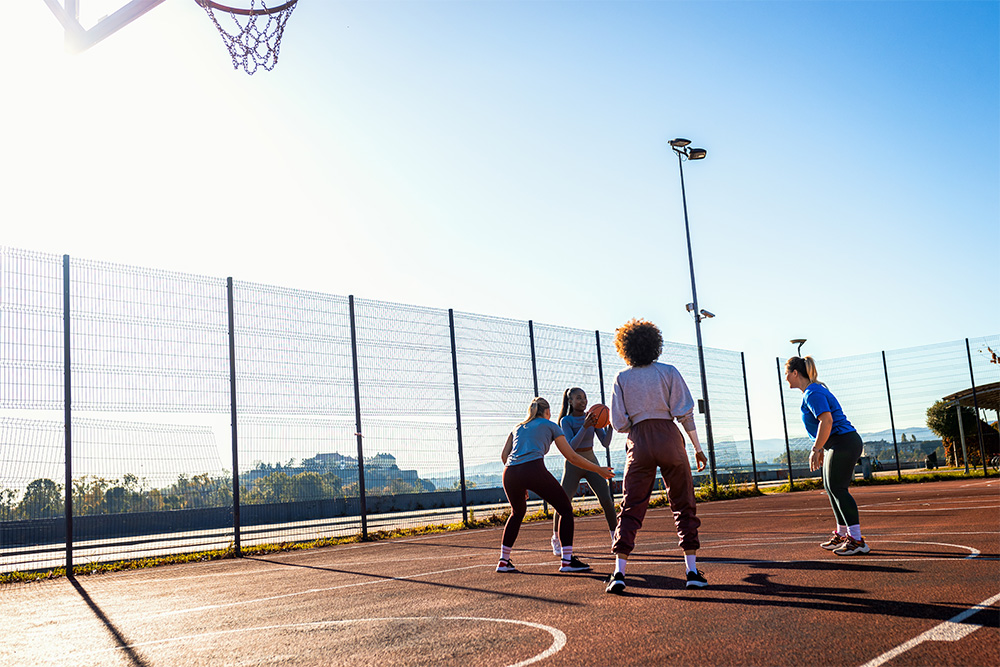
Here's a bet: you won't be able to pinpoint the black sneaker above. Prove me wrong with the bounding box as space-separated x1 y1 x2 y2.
496 559 518 573
605 572 626 594
559 556 592 572
685 569 708 588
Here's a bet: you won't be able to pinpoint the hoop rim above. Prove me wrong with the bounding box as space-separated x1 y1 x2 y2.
195 0 297 17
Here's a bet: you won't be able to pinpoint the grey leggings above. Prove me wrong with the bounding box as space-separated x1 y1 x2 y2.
553 448 618 535
822 431 864 527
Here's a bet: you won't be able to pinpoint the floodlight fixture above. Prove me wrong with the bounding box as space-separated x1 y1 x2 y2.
670 136 717 491
790 339 807 356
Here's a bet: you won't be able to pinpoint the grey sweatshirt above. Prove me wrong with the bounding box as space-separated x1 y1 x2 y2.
610 361 697 433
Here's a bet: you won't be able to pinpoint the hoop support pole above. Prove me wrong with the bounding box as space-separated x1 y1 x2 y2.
42 0 168 53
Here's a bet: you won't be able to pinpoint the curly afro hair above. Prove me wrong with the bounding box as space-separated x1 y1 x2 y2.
614 318 663 367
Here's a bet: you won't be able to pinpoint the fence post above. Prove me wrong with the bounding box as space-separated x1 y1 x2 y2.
528 320 547 516
62 255 73 576
881 351 902 480
448 309 469 526
349 296 368 538
596 330 611 468
226 278 241 556
956 403 970 473
966 339 988 476
776 357 794 489
741 352 758 490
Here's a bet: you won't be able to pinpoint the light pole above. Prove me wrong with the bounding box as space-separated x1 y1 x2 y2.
791 339 807 357
669 138 717 493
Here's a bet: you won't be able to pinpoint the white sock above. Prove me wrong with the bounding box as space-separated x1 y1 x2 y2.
615 556 627 576
561 545 573 562
500 545 511 562
836 525 849 536
848 525 862 540
684 553 697 574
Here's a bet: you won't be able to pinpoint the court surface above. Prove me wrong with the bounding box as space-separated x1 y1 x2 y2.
3 478 998 666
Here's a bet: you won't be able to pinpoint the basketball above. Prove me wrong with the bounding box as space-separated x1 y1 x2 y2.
587 403 610 429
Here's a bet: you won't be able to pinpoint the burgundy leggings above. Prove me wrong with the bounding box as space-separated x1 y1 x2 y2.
502 459 574 548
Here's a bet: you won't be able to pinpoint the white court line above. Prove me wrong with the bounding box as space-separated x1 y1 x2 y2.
59 616 566 667
859 592 1000 667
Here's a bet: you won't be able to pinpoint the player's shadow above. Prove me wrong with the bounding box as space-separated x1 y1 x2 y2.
69 576 151 667
671 572 997 626
246 556 584 607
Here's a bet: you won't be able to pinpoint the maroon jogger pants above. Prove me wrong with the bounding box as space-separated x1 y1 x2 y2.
612 418 701 554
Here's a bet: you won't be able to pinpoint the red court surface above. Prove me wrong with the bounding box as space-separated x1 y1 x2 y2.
3 478 998 666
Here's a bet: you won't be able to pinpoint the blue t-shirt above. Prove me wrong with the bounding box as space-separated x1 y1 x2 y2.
506 418 564 467
801 383 855 442
559 414 611 451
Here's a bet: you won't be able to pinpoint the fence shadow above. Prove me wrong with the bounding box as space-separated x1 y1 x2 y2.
69 576 151 667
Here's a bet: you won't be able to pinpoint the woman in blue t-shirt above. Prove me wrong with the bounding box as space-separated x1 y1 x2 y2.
549 387 616 557
497 396 615 574
785 356 871 555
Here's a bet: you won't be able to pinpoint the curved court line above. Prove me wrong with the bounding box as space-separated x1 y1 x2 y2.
632 538 981 563
65 615 565 667
858 591 1000 667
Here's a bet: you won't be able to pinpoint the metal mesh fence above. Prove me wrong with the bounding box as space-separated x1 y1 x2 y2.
67 258 232 566
452 311 535 484
5 245 990 581
1 250 66 576
231 283 356 545
778 335 1000 483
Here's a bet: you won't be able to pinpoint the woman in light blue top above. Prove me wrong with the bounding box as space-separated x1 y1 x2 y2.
550 387 617 557
785 356 871 556
497 396 614 574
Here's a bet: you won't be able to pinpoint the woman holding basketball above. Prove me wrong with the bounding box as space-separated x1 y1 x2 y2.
497 396 615 574
606 319 709 594
785 356 870 556
550 387 617 557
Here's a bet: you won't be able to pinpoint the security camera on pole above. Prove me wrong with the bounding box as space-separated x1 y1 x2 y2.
670 138 718 493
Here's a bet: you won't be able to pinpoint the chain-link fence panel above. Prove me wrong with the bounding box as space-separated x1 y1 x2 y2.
232 283 358 545
353 298 462 531
452 312 534 499
66 258 231 567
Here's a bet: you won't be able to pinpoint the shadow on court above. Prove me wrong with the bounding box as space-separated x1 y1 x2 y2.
246 555 586 607
69 577 151 667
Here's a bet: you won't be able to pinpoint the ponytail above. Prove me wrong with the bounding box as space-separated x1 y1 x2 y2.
785 356 824 386
519 397 551 426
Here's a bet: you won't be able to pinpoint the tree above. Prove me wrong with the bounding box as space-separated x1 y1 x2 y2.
19 478 63 519
0 487 18 521
926 400 998 466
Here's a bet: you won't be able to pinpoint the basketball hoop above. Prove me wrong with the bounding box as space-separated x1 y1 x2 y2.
195 0 298 75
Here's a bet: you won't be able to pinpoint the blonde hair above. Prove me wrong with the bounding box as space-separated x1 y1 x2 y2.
519 397 551 425
785 356 821 384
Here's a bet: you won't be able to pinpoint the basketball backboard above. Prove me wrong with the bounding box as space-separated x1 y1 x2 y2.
41 0 298 74
41 0 168 53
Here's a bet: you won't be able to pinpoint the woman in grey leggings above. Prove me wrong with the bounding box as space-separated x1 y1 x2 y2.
785 356 871 555
550 387 617 556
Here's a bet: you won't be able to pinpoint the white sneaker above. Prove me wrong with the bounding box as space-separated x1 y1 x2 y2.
551 533 561 556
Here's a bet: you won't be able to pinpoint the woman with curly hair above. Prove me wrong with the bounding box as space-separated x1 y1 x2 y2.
604 319 708 594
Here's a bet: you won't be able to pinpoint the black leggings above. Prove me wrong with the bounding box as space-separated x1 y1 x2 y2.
502 459 574 548
822 430 864 527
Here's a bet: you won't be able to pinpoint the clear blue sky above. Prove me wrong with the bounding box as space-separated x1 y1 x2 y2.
4 0 998 440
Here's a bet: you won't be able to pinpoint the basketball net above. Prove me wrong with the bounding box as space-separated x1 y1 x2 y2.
196 0 298 75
